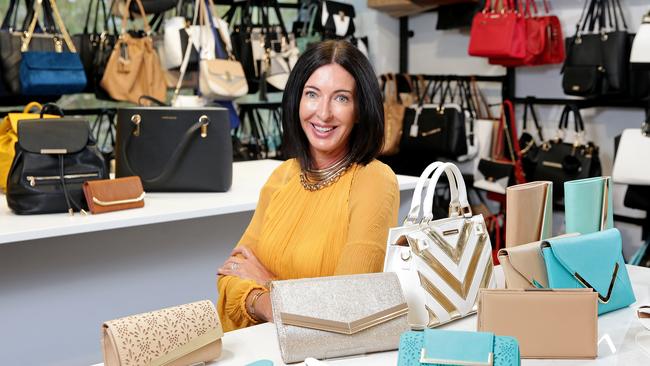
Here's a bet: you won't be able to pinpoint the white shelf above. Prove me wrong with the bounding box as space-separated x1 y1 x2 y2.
0 160 418 245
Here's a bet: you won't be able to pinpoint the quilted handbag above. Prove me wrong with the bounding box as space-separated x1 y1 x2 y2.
384 162 497 329
102 300 223 366
542 228 636 315
564 176 614 235
398 330 520 366
19 0 87 95
468 0 526 59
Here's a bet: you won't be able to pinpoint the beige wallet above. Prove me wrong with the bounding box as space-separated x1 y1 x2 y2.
102 300 223 366
498 233 579 289
505 181 553 247
478 289 598 359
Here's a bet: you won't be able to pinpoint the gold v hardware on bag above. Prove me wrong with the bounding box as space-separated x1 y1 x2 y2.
102 300 223 366
384 162 497 329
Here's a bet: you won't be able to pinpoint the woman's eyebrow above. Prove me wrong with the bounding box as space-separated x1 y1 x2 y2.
304 85 353 94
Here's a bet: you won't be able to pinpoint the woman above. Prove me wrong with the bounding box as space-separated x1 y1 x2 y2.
217 40 399 332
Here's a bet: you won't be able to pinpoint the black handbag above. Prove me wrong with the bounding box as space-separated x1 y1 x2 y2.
562 0 630 97
531 104 601 200
127 0 177 14
400 80 468 159
73 0 117 94
116 107 233 192
518 97 545 180
6 114 108 215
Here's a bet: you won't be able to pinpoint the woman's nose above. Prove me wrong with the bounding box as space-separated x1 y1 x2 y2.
316 100 332 122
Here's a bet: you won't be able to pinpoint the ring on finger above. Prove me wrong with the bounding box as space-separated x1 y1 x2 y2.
231 262 240 271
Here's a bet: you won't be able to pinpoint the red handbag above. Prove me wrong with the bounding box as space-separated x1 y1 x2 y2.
489 0 545 66
489 0 565 66
468 0 526 59
535 1 565 65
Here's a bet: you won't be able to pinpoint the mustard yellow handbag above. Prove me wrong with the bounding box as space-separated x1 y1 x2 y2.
0 102 60 191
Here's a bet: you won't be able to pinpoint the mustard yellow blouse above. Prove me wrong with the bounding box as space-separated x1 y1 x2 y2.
217 158 399 332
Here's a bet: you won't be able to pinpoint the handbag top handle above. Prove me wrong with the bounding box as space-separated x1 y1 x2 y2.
422 162 472 222
119 0 151 35
556 104 586 142
22 0 77 53
522 97 544 142
404 162 461 225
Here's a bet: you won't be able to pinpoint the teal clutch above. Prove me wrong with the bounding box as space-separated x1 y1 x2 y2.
542 228 636 315
397 330 520 366
564 176 614 234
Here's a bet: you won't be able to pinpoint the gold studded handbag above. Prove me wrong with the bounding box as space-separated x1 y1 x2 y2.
384 162 497 329
102 300 223 366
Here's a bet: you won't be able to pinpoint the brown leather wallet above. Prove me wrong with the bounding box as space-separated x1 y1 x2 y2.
83 176 145 214
478 288 598 359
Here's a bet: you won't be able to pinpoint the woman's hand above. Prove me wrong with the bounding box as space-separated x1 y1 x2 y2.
217 246 276 286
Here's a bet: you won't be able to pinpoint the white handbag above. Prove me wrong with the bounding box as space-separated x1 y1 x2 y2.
384 162 497 329
631 12 650 64
612 123 650 185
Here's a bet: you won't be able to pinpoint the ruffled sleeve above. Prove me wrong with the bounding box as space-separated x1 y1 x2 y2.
217 160 296 332
334 160 399 274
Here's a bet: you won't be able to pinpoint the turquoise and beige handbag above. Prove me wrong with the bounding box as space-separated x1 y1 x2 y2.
564 176 614 235
542 228 636 315
398 330 520 366
384 162 497 329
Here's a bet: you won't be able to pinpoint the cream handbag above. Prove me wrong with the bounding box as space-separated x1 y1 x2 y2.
270 272 409 363
102 300 223 366
198 0 248 100
385 162 497 329
498 233 578 289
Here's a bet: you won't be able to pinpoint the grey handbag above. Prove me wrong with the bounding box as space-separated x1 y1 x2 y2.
270 272 410 364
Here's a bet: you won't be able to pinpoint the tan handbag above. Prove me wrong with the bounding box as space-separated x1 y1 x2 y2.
498 233 578 289
198 0 248 100
478 289 598 359
381 74 407 156
505 181 553 247
100 0 167 104
102 300 223 366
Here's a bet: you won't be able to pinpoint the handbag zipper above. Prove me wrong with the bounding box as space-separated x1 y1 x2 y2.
26 173 99 187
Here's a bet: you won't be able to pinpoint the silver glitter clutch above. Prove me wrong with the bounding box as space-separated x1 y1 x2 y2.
270 272 410 363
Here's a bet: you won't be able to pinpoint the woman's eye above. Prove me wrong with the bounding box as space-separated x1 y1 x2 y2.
335 95 349 103
305 91 317 98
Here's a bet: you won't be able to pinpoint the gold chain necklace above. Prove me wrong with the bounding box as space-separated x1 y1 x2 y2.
300 156 353 191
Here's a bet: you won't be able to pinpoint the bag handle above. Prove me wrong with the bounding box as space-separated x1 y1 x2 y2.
522 97 544 141
120 0 150 35
121 113 211 185
171 0 200 105
204 0 233 59
422 162 472 222
404 161 460 224
22 0 77 52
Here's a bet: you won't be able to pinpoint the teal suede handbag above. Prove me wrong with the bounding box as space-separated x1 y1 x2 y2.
564 176 614 234
398 330 520 366
542 228 636 315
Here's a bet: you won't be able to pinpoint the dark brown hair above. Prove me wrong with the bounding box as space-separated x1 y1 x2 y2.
281 40 384 170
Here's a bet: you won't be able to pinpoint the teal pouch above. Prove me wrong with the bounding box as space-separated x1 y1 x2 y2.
397 330 520 366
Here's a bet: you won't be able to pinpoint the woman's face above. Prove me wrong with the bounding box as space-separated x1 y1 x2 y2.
299 63 357 168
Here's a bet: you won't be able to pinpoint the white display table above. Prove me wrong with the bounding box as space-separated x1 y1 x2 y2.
0 160 418 366
91 266 650 366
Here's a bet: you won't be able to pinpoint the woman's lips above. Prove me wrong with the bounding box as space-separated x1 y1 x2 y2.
311 123 337 137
